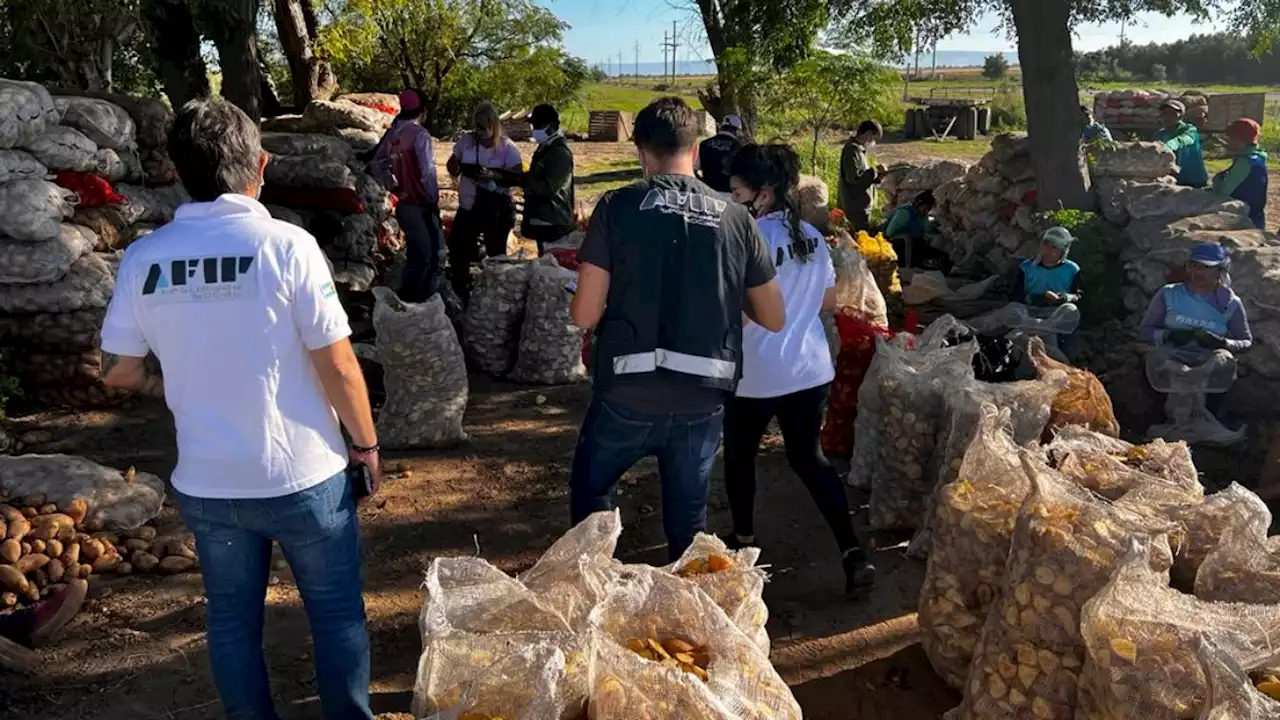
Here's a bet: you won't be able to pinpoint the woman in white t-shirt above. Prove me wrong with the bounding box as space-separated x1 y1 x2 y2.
723 143 875 597
446 102 524 300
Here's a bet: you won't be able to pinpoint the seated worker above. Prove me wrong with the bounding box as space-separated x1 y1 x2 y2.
883 190 949 271
1140 243 1253 436
1012 227 1081 308
1080 105 1113 142
1154 99 1209 188
1212 118 1269 230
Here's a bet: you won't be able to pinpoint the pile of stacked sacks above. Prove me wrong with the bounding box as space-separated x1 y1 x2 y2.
0 79 185 408
1091 89 1209 130
261 95 404 292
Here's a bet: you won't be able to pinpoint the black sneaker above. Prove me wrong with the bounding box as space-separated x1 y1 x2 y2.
719 532 758 551
843 549 876 597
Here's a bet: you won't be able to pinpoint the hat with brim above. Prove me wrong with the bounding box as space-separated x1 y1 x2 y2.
1160 99 1186 114
721 114 743 131
1040 226 1074 251
1190 242 1230 267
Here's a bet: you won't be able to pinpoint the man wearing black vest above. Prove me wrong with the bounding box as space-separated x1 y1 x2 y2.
695 114 744 193
568 97 785 561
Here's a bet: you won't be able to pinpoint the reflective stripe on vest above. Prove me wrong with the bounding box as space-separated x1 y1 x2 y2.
613 348 737 380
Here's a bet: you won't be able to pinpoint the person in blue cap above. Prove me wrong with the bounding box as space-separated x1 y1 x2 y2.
1011 226 1082 308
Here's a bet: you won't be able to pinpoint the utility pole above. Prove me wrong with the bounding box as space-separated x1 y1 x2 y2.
661 31 669 85
670 21 680 84
618 50 625 82
634 41 641 85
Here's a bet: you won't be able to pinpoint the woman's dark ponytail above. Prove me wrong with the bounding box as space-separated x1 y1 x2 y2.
727 143 812 262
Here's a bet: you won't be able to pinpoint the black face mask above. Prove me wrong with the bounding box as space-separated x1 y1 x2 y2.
742 193 761 217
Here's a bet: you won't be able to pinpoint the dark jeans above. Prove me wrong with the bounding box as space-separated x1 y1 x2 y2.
522 223 573 257
396 201 445 303
570 396 725 561
175 472 373 720
723 384 860 553
448 206 516 300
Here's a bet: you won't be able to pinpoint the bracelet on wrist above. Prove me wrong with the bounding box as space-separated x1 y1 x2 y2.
351 443 380 454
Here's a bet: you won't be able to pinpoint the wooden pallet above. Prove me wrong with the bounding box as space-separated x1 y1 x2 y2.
588 110 633 142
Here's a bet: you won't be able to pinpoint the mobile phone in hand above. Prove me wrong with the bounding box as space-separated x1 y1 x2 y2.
348 462 375 500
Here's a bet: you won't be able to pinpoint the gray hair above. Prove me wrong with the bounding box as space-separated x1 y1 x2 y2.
169 98 263 202
473 102 500 132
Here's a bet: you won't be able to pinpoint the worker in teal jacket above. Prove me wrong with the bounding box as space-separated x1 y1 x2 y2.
1154 99 1209 188
1213 118 1269 229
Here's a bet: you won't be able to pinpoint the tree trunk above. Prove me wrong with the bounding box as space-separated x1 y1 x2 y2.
200 0 265 121
142 0 210 109
272 0 336 107
812 126 821 175
1009 0 1091 210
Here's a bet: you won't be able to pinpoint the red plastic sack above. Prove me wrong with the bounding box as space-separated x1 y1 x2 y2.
820 313 895 459
54 171 124 207
547 247 580 271
259 185 365 214
369 103 398 116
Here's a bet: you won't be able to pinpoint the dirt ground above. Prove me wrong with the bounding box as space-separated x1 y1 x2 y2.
0 377 959 719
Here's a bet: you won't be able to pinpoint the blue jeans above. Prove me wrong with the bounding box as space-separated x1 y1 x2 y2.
396 201 445 303
175 472 373 720
570 396 724 561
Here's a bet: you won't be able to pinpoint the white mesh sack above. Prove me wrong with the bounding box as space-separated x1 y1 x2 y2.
0 178 76 243
0 223 95 284
53 96 137 152
0 78 58 149
0 149 47 183
22 126 99 172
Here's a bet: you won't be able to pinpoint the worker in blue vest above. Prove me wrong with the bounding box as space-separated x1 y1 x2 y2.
1011 227 1082 308
567 97 786 561
1213 118 1269 229
1154 99 1209 188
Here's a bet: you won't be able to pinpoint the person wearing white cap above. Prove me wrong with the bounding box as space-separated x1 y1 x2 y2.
1154 99 1208 188
1011 227 1082 308
695 113 745 193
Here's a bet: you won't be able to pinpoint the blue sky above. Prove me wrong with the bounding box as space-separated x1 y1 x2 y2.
535 1 1217 67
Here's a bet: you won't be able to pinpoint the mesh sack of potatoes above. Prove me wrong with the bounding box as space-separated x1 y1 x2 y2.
517 511 624 632
93 147 141 184
919 406 1037 690
848 316 965 489
22 126 98 173
71 206 134 251
302 100 391 134
1089 141 1178 179
0 178 76 243
0 252 115 314
329 214 377 259
1195 501 1280 604
264 155 357 190
0 223 95 284
0 454 165 531
907 373 1065 559
588 566 802 720
462 256 535 376
0 149 47 183
260 132 353 163
373 288 469 448
949 456 1178 720
1165 484 1271 591
1197 639 1280 720
10 349 102 386
1043 426 1201 502
1076 538 1280 720
416 641 572 720
0 307 103 351
662 533 771 654
52 97 137 152
333 127 381 154
23 382 133 410
0 79 57 149
1127 184 1249 221
116 183 190 225
508 257 587 385
331 260 375 292
868 338 978 532
1029 338 1120 439
141 146 178 185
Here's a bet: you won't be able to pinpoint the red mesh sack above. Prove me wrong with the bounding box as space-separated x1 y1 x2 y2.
820 313 895 459
54 171 124 207
259 185 365 214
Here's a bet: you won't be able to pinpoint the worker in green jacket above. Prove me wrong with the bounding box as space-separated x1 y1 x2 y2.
1153 99 1209 188
1212 118 1269 229
517 103 577 255
838 120 885 232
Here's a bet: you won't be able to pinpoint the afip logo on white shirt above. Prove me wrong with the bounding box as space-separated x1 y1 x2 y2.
141 256 258 304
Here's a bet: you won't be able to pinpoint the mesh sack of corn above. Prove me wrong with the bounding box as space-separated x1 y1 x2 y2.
0 252 115 314
663 533 770 654
1195 496 1280 604
1196 638 1280 720
1029 338 1120 439
919 406 1036 690
1165 484 1271 591
855 230 902 323
518 511 624 632
1076 538 1280 719
867 338 978 532
373 288 469 448
508 257 587 385
949 455 1178 720
71 206 134 251
0 178 76 243
0 149 47 183
0 223 95 284
588 567 801 720
52 97 137 152
1044 426 1200 502
418 643 572 720
0 79 58 149
22 126 99 173
907 373 1064 559
463 256 535 376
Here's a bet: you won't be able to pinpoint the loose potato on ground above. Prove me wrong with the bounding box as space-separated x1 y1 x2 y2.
158 556 196 574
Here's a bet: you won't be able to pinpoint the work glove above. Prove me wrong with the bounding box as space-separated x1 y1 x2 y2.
1166 329 1195 346
1194 330 1229 350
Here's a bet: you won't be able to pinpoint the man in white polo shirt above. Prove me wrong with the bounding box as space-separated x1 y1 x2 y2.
99 98 379 720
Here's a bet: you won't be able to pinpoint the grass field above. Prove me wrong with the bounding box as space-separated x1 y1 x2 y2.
561 81 704 136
